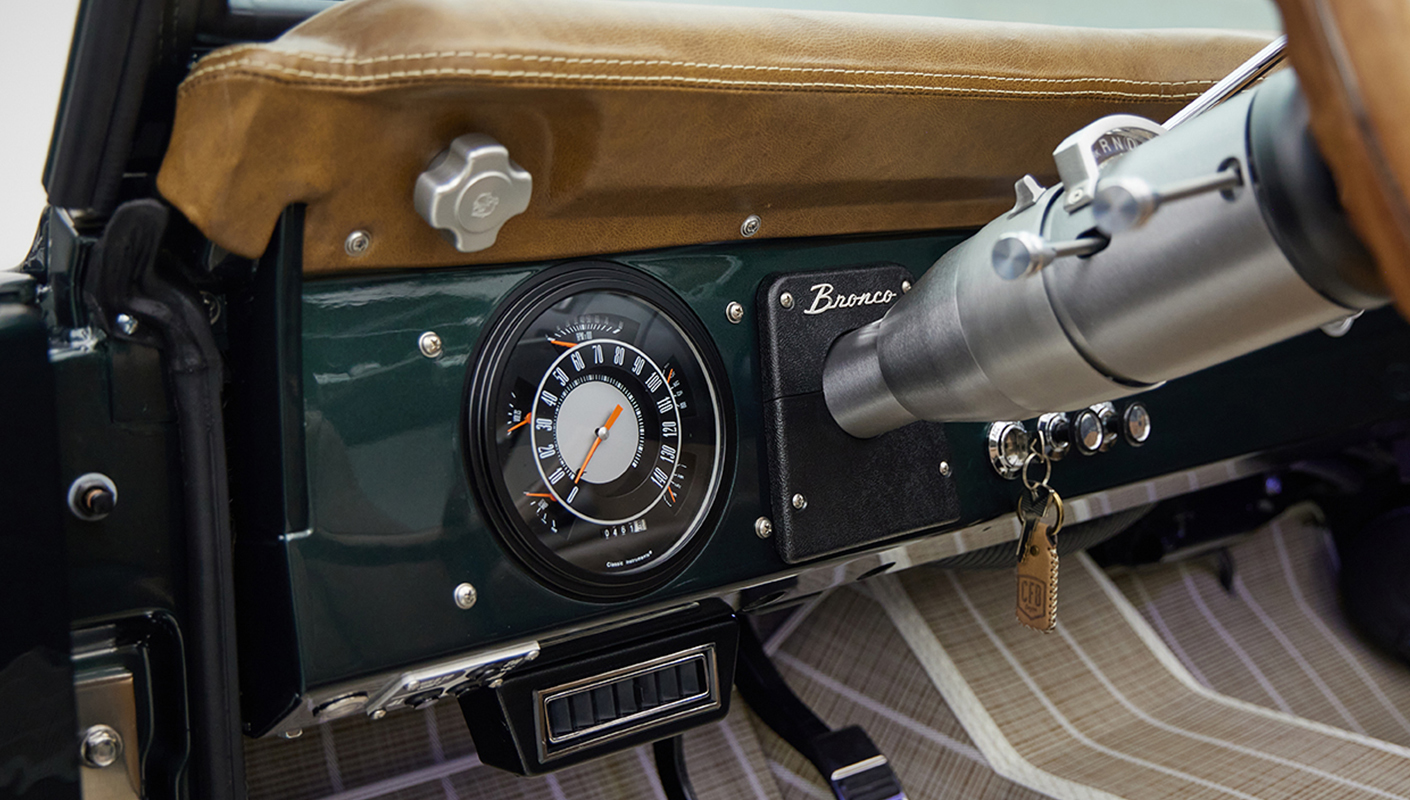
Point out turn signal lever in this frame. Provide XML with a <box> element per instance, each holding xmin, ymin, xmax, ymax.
<box><xmin>823</xmin><ymin>66</ymin><xmax>1390</xmax><ymax>438</ymax></box>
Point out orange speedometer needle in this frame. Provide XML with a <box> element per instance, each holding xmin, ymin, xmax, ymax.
<box><xmin>507</xmin><ymin>413</ymin><xmax>532</xmax><ymax>433</ymax></box>
<box><xmin>575</xmin><ymin>404</ymin><xmax>624</xmax><ymax>483</ymax></box>
<box><xmin>549</xmin><ymin>339</ymin><xmax>577</xmax><ymax>348</ymax></box>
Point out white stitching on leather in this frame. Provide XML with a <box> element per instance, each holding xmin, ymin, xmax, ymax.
<box><xmin>180</xmin><ymin>57</ymin><xmax>1207</xmax><ymax>99</ymax></box>
<box><xmin>189</xmin><ymin>46</ymin><xmax>1213</xmax><ymax>88</ymax></box>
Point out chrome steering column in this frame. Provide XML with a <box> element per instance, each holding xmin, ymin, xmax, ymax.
<box><xmin>824</xmin><ymin>68</ymin><xmax>1387</xmax><ymax>438</ymax></box>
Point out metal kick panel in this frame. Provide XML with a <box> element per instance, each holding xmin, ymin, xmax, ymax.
<box><xmin>75</xmin><ymin>668</ymin><xmax>141</xmax><ymax>800</ymax></box>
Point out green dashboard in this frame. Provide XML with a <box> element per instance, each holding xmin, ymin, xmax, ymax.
<box><xmin>188</xmin><ymin>210</ymin><xmax>1410</xmax><ymax>736</ymax></box>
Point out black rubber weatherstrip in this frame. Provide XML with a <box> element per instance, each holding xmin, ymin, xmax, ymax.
<box><xmin>83</xmin><ymin>199</ymin><xmax>247</xmax><ymax>800</ymax></box>
<box><xmin>44</xmin><ymin>0</ymin><xmax>163</xmax><ymax>213</ymax></box>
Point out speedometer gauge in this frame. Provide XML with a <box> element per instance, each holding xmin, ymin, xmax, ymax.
<box><xmin>466</xmin><ymin>263</ymin><xmax>730</xmax><ymax>600</ymax></box>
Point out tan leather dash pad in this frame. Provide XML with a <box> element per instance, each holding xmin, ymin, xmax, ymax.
<box><xmin>156</xmin><ymin>0</ymin><xmax>1272</xmax><ymax>275</ymax></box>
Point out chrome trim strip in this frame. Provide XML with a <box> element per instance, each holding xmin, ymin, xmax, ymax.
<box><xmin>832</xmin><ymin>755</ymin><xmax>890</xmax><ymax>781</ymax></box>
<box><xmin>365</xmin><ymin>640</ymin><xmax>541</xmax><ymax>714</ymax></box>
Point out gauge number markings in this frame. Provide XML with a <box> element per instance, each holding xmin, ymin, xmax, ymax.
<box><xmin>527</xmin><ymin>338</ymin><xmax>682</xmax><ymax>526</ymax></box>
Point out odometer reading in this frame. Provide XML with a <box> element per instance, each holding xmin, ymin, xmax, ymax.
<box><xmin>468</xmin><ymin>266</ymin><xmax>727</xmax><ymax>599</ymax></box>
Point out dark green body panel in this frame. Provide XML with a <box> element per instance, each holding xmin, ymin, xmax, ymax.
<box><xmin>290</xmin><ymin>234</ymin><xmax>965</xmax><ymax>685</ymax></box>
<box><xmin>0</xmin><ymin>304</ymin><xmax>81</xmax><ymax>800</ymax></box>
<box><xmin>54</xmin><ymin>342</ymin><xmax>186</xmax><ymax>624</ymax></box>
<box><xmin>278</xmin><ymin>229</ymin><xmax>1410</xmax><ymax>690</ymax></box>
<box><xmin>25</xmin><ymin>209</ymin><xmax>196</xmax><ymax>795</ymax></box>
<box><xmin>30</xmin><ymin>207</ymin><xmax>188</xmax><ymax>630</ymax></box>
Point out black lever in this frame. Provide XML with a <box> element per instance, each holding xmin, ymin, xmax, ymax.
<box><xmin>734</xmin><ymin>621</ymin><xmax>906</xmax><ymax>800</ymax></box>
<box><xmin>653</xmin><ymin>735</ymin><xmax>698</xmax><ymax>800</ymax></box>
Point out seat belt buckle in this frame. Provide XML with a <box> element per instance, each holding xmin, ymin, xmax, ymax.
<box><xmin>812</xmin><ymin>726</ymin><xmax>907</xmax><ymax>800</ymax></box>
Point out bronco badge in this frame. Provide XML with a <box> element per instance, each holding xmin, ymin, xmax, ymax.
<box><xmin>803</xmin><ymin>282</ymin><xmax>898</xmax><ymax>315</ymax></box>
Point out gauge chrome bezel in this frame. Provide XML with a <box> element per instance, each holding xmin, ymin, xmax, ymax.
<box><xmin>463</xmin><ymin>262</ymin><xmax>733</xmax><ymax>601</ymax></box>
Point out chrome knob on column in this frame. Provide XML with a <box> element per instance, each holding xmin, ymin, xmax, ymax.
<box><xmin>991</xmin><ymin>232</ymin><xmax>1105</xmax><ymax>280</ymax></box>
<box><xmin>1092</xmin><ymin>167</ymin><xmax>1243</xmax><ymax>235</ymax></box>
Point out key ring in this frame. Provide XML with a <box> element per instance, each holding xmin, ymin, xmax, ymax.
<box><xmin>1021</xmin><ymin>429</ymin><xmax>1051</xmax><ymax>491</ymax></box>
<box><xmin>1015</xmin><ymin>484</ymin><xmax>1064</xmax><ymax>529</ymax></box>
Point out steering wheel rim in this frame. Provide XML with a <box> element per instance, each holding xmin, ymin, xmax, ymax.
<box><xmin>1274</xmin><ymin>0</ymin><xmax>1410</xmax><ymax>316</ymax></box>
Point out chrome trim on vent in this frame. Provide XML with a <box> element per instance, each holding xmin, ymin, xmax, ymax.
<box><xmin>535</xmin><ymin>644</ymin><xmax>719</xmax><ymax>760</ymax></box>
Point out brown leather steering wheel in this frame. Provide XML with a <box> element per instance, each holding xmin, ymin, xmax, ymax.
<box><xmin>1275</xmin><ymin>0</ymin><xmax>1410</xmax><ymax>316</ymax></box>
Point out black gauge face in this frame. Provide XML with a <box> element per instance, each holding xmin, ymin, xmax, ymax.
<box><xmin>467</xmin><ymin>264</ymin><xmax>729</xmax><ymax>600</ymax></box>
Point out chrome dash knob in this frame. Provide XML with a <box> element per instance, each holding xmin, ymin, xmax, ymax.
<box><xmin>414</xmin><ymin>134</ymin><xmax>532</xmax><ymax>253</ymax></box>
<box><xmin>1036</xmin><ymin>412</ymin><xmax>1072</xmax><ymax>461</ymax></box>
<box><xmin>987</xmin><ymin>420</ymin><xmax>1030</xmax><ymax>479</ymax></box>
<box><xmin>1073</xmin><ymin>407</ymin><xmax>1104</xmax><ymax>456</ymax></box>
<box><xmin>1122</xmin><ymin>402</ymin><xmax>1152</xmax><ymax>446</ymax></box>
<box><xmin>1092</xmin><ymin>402</ymin><xmax>1120</xmax><ymax>453</ymax></box>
